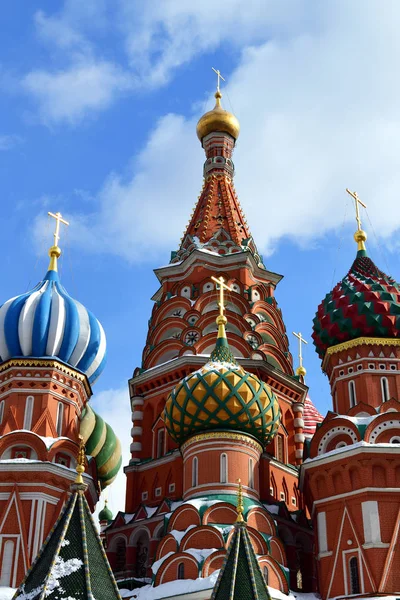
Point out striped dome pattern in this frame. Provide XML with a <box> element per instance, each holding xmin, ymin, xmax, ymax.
<box><xmin>313</xmin><ymin>250</ymin><xmax>400</xmax><ymax>359</ymax></box>
<box><xmin>80</xmin><ymin>404</ymin><xmax>122</xmax><ymax>489</ymax></box>
<box><xmin>0</xmin><ymin>269</ymin><xmax>106</xmax><ymax>384</ymax></box>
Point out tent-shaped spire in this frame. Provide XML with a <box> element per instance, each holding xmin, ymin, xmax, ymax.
<box><xmin>211</xmin><ymin>481</ymin><xmax>271</xmax><ymax>600</ymax></box>
<box><xmin>13</xmin><ymin>439</ymin><xmax>121</xmax><ymax>600</ymax></box>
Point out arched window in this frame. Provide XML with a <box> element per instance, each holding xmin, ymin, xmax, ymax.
<box><xmin>115</xmin><ymin>538</ymin><xmax>126</xmax><ymax>573</ymax></box>
<box><xmin>348</xmin><ymin>381</ymin><xmax>356</xmax><ymax>408</ymax></box>
<box><xmin>0</xmin><ymin>400</ymin><xmax>4</xmax><ymax>425</ymax></box>
<box><xmin>349</xmin><ymin>556</ymin><xmax>360</xmax><ymax>594</ymax></box>
<box><xmin>0</xmin><ymin>540</ymin><xmax>14</xmax><ymax>586</ymax></box>
<box><xmin>381</xmin><ymin>377</ymin><xmax>389</xmax><ymax>402</ymax></box>
<box><xmin>56</xmin><ymin>402</ymin><xmax>64</xmax><ymax>436</ymax></box>
<box><xmin>157</xmin><ymin>428</ymin><xmax>165</xmax><ymax>459</ymax></box>
<box><xmin>177</xmin><ymin>562</ymin><xmax>185</xmax><ymax>580</ymax></box>
<box><xmin>220</xmin><ymin>453</ymin><xmax>228</xmax><ymax>483</ymax></box>
<box><xmin>296</xmin><ymin>569</ymin><xmax>303</xmax><ymax>590</ymax></box>
<box><xmin>23</xmin><ymin>396</ymin><xmax>34</xmax><ymax>430</ymax></box>
<box><xmin>249</xmin><ymin>458</ymin><xmax>254</xmax><ymax>488</ymax></box>
<box><xmin>192</xmin><ymin>457</ymin><xmax>198</xmax><ymax>488</ymax></box>
<box><xmin>263</xmin><ymin>566</ymin><xmax>269</xmax><ymax>585</ymax></box>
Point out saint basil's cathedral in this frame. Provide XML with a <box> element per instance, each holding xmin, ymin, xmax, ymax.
<box><xmin>0</xmin><ymin>77</ymin><xmax>400</xmax><ymax>600</ymax></box>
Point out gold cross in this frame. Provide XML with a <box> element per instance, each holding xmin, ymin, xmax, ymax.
<box><xmin>292</xmin><ymin>331</ymin><xmax>308</xmax><ymax>370</ymax></box>
<box><xmin>211</xmin><ymin>275</ymin><xmax>232</xmax><ymax>318</ymax></box>
<box><xmin>212</xmin><ymin>67</ymin><xmax>225</xmax><ymax>92</ymax></box>
<box><xmin>48</xmin><ymin>211</ymin><xmax>69</xmax><ymax>247</ymax></box>
<box><xmin>346</xmin><ymin>188</ymin><xmax>367</xmax><ymax>231</ymax></box>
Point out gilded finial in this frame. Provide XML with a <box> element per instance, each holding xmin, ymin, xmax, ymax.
<box><xmin>211</xmin><ymin>275</ymin><xmax>233</xmax><ymax>339</ymax></box>
<box><xmin>346</xmin><ymin>189</ymin><xmax>367</xmax><ymax>252</ymax></box>
<box><xmin>292</xmin><ymin>331</ymin><xmax>308</xmax><ymax>379</ymax></box>
<box><xmin>47</xmin><ymin>211</ymin><xmax>69</xmax><ymax>272</ymax></box>
<box><xmin>236</xmin><ymin>478</ymin><xmax>244</xmax><ymax>523</ymax></box>
<box><xmin>75</xmin><ymin>435</ymin><xmax>86</xmax><ymax>485</ymax></box>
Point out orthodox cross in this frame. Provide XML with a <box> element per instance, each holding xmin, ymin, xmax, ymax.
<box><xmin>212</xmin><ymin>67</ymin><xmax>225</xmax><ymax>92</ymax></box>
<box><xmin>292</xmin><ymin>331</ymin><xmax>308</xmax><ymax>371</ymax></box>
<box><xmin>48</xmin><ymin>211</ymin><xmax>69</xmax><ymax>247</ymax></box>
<box><xmin>346</xmin><ymin>188</ymin><xmax>367</xmax><ymax>231</ymax></box>
<box><xmin>211</xmin><ymin>275</ymin><xmax>232</xmax><ymax>317</ymax></box>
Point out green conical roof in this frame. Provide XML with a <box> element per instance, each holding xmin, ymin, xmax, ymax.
<box><xmin>211</xmin><ymin>521</ymin><xmax>271</xmax><ymax>600</ymax></box>
<box><xmin>13</xmin><ymin>487</ymin><xmax>121</xmax><ymax>600</ymax></box>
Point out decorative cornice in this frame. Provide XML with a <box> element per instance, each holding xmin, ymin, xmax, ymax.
<box><xmin>181</xmin><ymin>430</ymin><xmax>263</xmax><ymax>454</ymax></box>
<box><xmin>0</xmin><ymin>358</ymin><xmax>92</xmax><ymax>396</ymax></box>
<box><xmin>323</xmin><ymin>337</ymin><xmax>400</xmax><ymax>369</ymax></box>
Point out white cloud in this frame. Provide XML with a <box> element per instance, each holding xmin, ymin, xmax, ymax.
<box><xmin>22</xmin><ymin>60</ymin><xmax>133</xmax><ymax>126</ymax></box>
<box><xmin>30</xmin><ymin>3</ymin><xmax>400</xmax><ymax>257</ymax></box>
<box><xmin>91</xmin><ymin>385</ymin><xmax>131</xmax><ymax>516</ymax></box>
<box><xmin>0</xmin><ymin>134</ymin><xmax>23</xmax><ymax>151</ymax></box>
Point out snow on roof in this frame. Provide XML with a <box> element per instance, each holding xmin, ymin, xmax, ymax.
<box><xmin>169</xmin><ymin>524</ymin><xmax>196</xmax><ymax>544</ymax></box>
<box><xmin>1</xmin><ymin>430</ymin><xmax>71</xmax><ymax>449</ymax></box>
<box><xmin>339</xmin><ymin>414</ymin><xmax>376</xmax><ymax>425</ymax></box>
<box><xmin>0</xmin><ymin>588</ymin><xmax>15</xmax><ymax>600</ymax></box>
<box><xmin>120</xmin><ymin>571</ymin><xmax>220</xmax><ymax>599</ymax></box>
<box><xmin>304</xmin><ymin>440</ymin><xmax>400</xmax><ymax>464</ymax></box>
<box><xmin>184</xmin><ymin>547</ymin><xmax>218</xmax><ymax>563</ymax></box>
<box><xmin>151</xmin><ymin>551</ymin><xmax>174</xmax><ymax>575</ymax></box>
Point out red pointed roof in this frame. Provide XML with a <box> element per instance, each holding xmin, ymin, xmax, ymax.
<box><xmin>303</xmin><ymin>395</ymin><xmax>324</xmax><ymax>438</ymax></box>
<box><xmin>171</xmin><ymin>95</ymin><xmax>264</xmax><ymax>267</ymax></box>
<box><xmin>184</xmin><ymin>173</ymin><xmax>251</xmax><ymax>246</ymax></box>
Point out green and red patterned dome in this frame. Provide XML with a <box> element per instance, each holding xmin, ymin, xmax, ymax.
<box><xmin>163</xmin><ymin>316</ymin><xmax>280</xmax><ymax>446</ymax></box>
<box><xmin>313</xmin><ymin>247</ymin><xmax>400</xmax><ymax>359</ymax></box>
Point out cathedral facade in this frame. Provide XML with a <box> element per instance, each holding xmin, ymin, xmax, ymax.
<box><xmin>1</xmin><ymin>80</ymin><xmax>399</xmax><ymax>600</ymax></box>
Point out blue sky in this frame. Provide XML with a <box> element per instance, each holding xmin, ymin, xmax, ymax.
<box><xmin>2</xmin><ymin>1</ymin><xmax>400</xmax><ymax>512</ymax></box>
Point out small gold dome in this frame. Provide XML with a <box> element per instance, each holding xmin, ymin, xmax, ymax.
<box><xmin>354</xmin><ymin>229</ymin><xmax>367</xmax><ymax>244</ymax></box>
<box><xmin>196</xmin><ymin>91</ymin><xmax>240</xmax><ymax>142</ymax></box>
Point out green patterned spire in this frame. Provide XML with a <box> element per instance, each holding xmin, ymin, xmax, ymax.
<box><xmin>13</xmin><ymin>483</ymin><xmax>121</xmax><ymax>600</ymax></box>
<box><xmin>211</xmin><ymin>521</ymin><xmax>271</xmax><ymax>600</ymax></box>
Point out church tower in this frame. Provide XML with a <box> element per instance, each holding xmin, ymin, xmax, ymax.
<box><xmin>302</xmin><ymin>191</ymin><xmax>400</xmax><ymax>598</ymax></box>
<box><xmin>105</xmin><ymin>76</ymin><xmax>318</xmax><ymax>596</ymax></box>
<box><xmin>0</xmin><ymin>213</ymin><xmax>121</xmax><ymax>588</ymax></box>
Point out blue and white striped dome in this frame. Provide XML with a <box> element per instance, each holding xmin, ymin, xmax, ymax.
<box><xmin>0</xmin><ymin>268</ymin><xmax>106</xmax><ymax>384</ymax></box>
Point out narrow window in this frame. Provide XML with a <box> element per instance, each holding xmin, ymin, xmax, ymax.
<box><xmin>0</xmin><ymin>400</ymin><xmax>4</xmax><ymax>425</ymax></box>
<box><xmin>56</xmin><ymin>402</ymin><xmax>64</xmax><ymax>436</ymax></box>
<box><xmin>249</xmin><ymin>458</ymin><xmax>254</xmax><ymax>488</ymax></box>
<box><xmin>192</xmin><ymin>456</ymin><xmax>198</xmax><ymax>488</ymax></box>
<box><xmin>296</xmin><ymin>569</ymin><xmax>303</xmax><ymax>590</ymax></box>
<box><xmin>348</xmin><ymin>381</ymin><xmax>356</xmax><ymax>408</ymax></box>
<box><xmin>157</xmin><ymin>428</ymin><xmax>165</xmax><ymax>459</ymax></box>
<box><xmin>0</xmin><ymin>540</ymin><xmax>14</xmax><ymax>586</ymax></box>
<box><xmin>220</xmin><ymin>453</ymin><xmax>228</xmax><ymax>483</ymax></box>
<box><xmin>263</xmin><ymin>566</ymin><xmax>269</xmax><ymax>585</ymax></box>
<box><xmin>276</xmin><ymin>435</ymin><xmax>284</xmax><ymax>463</ymax></box>
<box><xmin>350</xmin><ymin>556</ymin><xmax>360</xmax><ymax>594</ymax></box>
<box><xmin>381</xmin><ymin>377</ymin><xmax>389</xmax><ymax>402</ymax></box>
<box><xmin>177</xmin><ymin>562</ymin><xmax>185</xmax><ymax>580</ymax></box>
<box><xmin>23</xmin><ymin>396</ymin><xmax>34</xmax><ymax>430</ymax></box>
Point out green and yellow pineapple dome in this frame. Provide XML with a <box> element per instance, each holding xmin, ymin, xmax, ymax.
<box><xmin>163</xmin><ymin>315</ymin><xmax>280</xmax><ymax>446</ymax></box>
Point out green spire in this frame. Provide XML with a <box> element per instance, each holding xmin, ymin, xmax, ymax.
<box><xmin>211</xmin><ymin>520</ymin><xmax>271</xmax><ymax>600</ymax></box>
<box><xmin>13</xmin><ymin>487</ymin><xmax>121</xmax><ymax>600</ymax></box>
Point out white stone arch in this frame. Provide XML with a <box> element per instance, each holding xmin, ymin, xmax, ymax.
<box><xmin>108</xmin><ymin>533</ymin><xmax>128</xmax><ymax>552</ymax></box>
<box><xmin>318</xmin><ymin>426</ymin><xmax>358</xmax><ymax>455</ymax></box>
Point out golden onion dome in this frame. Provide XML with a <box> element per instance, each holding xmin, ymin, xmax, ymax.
<box><xmin>196</xmin><ymin>90</ymin><xmax>240</xmax><ymax>142</ymax></box>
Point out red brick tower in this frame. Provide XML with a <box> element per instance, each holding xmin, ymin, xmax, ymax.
<box><xmin>105</xmin><ymin>83</ymin><xmax>316</xmax><ymax>596</ymax></box>
<box><xmin>303</xmin><ymin>194</ymin><xmax>400</xmax><ymax>598</ymax></box>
